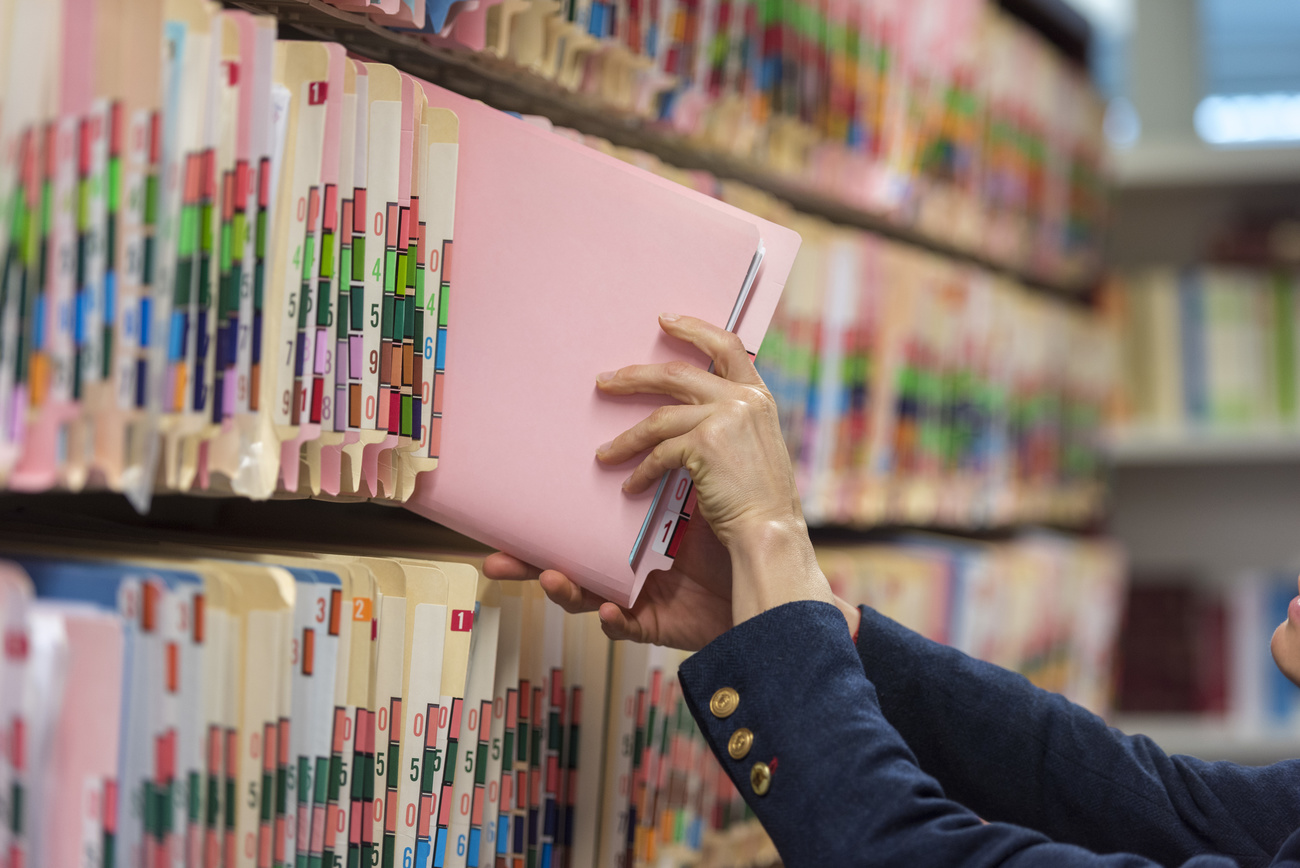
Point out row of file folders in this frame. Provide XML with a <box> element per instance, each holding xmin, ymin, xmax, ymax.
<box><xmin>0</xmin><ymin>536</ymin><xmax>781</xmax><ymax>868</ymax></box>
<box><xmin>0</xmin><ymin>0</ymin><xmax>463</xmax><ymax>510</ymax></box>
<box><xmin>756</xmin><ymin>213</ymin><xmax>1118</xmax><ymax>531</ymax></box>
<box><xmin>341</xmin><ymin>0</ymin><xmax>1108</xmax><ymax>287</ymax></box>
<box><xmin>0</xmin><ymin>523</ymin><xmax>1126</xmax><ymax>868</ymax></box>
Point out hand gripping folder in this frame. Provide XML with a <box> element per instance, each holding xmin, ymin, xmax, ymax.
<box><xmin>405</xmin><ymin>81</ymin><xmax>801</xmax><ymax>608</ymax></box>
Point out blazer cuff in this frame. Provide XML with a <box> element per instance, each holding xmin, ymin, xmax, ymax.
<box><xmin>677</xmin><ymin>601</ymin><xmax>869</xmax><ymax>824</ymax></box>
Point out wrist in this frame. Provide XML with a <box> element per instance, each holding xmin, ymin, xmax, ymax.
<box><xmin>726</xmin><ymin>517</ymin><xmax>831</xmax><ymax>624</ymax></box>
<box><xmin>834</xmin><ymin>595</ymin><xmax>862</xmax><ymax>643</ymax></box>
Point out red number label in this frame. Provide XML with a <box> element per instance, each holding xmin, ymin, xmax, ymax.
<box><xmin>315</xmin><ymin>597</ymin><xmax>326</xmax><ymax>624</ymax></box>
<box><xmin>365</xmin><ymin>395</ymin><xmax>376</xmax><ymax>420</ymax></box>
<box><xmin>373</xmin><ymin>212</ymin><xmax>383</xmax><ymax>237</ymax></box>
<box><xmin>450</xmin><ymin>610</ymin><xmax>473</xmax><ymax>632</ymax></box>
<box><xmin>467</xmin><ymin>708</ymin><xmax>477</xmax><ymax>732</ymax></box>
<box><xmin>413</xmin><ymin>713</ymin><xmax>424</xmax><ymax>739</ymax></box>
<box><xmin>297</xmin><ymin>197</ymin><xmax>306</xmax><ymax>222</ymax></box>
<box><xmin>308</xmin><ymin>81</ymin><xmax>329</xmax><ymax>105</ymax></box>
<box><xmin>405</xmin><ymin>803</ymin><xmax>417</xmax><ymax>828</ymax></box>
<box><xmin>377</xmin><ymin>706</ymin><xmax>388</xmax><ymax>732</ymax></box>
<box><xmin>660</xmin><ymin>520</ymin><xmax>672</xmax><ymax>543</ymax></box>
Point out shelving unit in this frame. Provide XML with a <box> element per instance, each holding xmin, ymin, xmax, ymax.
<box><xmin>230</xmin><ymin>0</ymin><xmax>1100</xmax><ymax>297</ymax></box>
<box><xmin>0</xmin><ymin>2</ymin><xmax>1167</xmax><ymax>864</ymax></box>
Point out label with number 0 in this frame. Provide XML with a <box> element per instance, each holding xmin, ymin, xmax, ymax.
<box><xmin>648</xmin><ymin>468</ymin><xmax>694</xmax><ymax>558</ymax></box>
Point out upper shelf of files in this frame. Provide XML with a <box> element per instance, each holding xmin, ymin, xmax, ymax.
<box><xmin>231</xmin><ymin>0</ymin><xmax>1106</xmax><ymax>297</ymax></box>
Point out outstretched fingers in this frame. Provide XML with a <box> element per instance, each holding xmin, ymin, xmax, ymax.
<box><xmin>596</xmin><ymin>359</ymin><xmax>730</xmax><ymax>405</ymax></box>
<box><xmin>597</xmin><ymin>602</ymin><xmax>648</xmax><ymax>643</ymax></box>
<box><xmin>482</xmin><ymin>556</ymin><xmax>606</xmax><ymax>616</ymax></box>
<box><xmin>657</xmin><ymin>313</ymin><xmax>763</xmax><ymax>386</ymax></box>
<box><xmin>482</xmin><ymin>552</ymin><xmax>543</xmax><ymax>582</ymax></box>
<box><xmin>596</xmin><ymin>403</ymin><xmax>710</xmax><ymax>466</ymax></box>
<box><xmin>538</xmin><ymin>570</ymin><xmax>607</xmax><ymax>615</ymax></box>
<box><xmin>621</xmin><ymin>435</ymin><xmax>692</xmax><ymax>495</ymax></box>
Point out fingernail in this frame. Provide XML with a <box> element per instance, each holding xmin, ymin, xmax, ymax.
<box><xmin>660</xmin><ymin>312</ymin><xmax>680</xmax><ymax>322</ymax></box>
<box><xmin>621</xmin><ymin>474</ymin><xmax>635</xmax><ymax>491</ymax></box>
<box><xmin>597</xmin><ymin>370</ymin><xmax>615</xmax><ymax>382</ymax></box>
<box><xmin>596</xmin><ymin>440</ymin><xmax>613</xmax><ymax>454</ymax></box>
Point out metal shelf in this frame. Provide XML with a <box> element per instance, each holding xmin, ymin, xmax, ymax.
<box><xmin>1109</xmin><ymin>715</ymin><xmax>1300</xmax><ymax>766</ymax></box>
<box><xmin>0</xmin><ymin>491</ymin><xmax>493</xmax><ymax>556</ymax></box>
<box><xmin>230</xmin><ymin>0</ymin><xmax>1101</xmax><ymax>297</ymax></box>
<box><xmin>0</xmin><ymin>490</ymin><xmax>1100</xmax><ymax>548</ymax></box>
<box><xmin>1105</xmin><ymin>429</ymin><xmax>1300</xmax><ymax>466</ymax></box>
<box><xmin>1112</xmin><ymin>140</ymin><xmax>1300</xmax><ymax>189</ymax></box>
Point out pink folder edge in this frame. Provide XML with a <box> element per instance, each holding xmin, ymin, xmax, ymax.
<box><xmin>404</xmin><ymin>81</ymin><xmax>801</xmax><ymax>608</ymax></box>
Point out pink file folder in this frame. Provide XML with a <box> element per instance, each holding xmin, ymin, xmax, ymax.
<box><xmin>405</xmin><ymin>81</ymin><xmax>800</xmax><ymax>607</ymax></box>
<box><xmin>43</xmin><ymin>606</ymin><xmax>124</xmax><ymax>868</ymax></box>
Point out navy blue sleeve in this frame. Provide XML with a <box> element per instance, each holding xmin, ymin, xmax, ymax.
<box><xmin>855</xmin><ymin>606</ymin><xmax>1300</xmax><ymax>868</ymax></box>
<box><xmin>677</xmin><ymin>601</ymin><xmax>1300</xmax><ymax>868</ymax></box>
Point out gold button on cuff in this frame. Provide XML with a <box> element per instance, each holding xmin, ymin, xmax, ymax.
<box><xmin>750</xmin><ymin>761</ymin><xmax>771</xmax><ymax>796</ymax></box>
<box><xmin>728</xmin><ymin>728</ymin><xmax>753</xmax><ymax>760</ymax></box>
<box><xmin>709</xmin><ymin>687</ymin><xmax>739</xmax><ymax>719</ymax></box>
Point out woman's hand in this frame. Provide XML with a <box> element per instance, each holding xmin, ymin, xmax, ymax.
<box><xmin>596</xmin><ymin>313</ymin><xmax>802</xmax><ymax>553</ymax></box>
<box><xmin>483</xmin><ymin>313</ymin><xmax>860</xmax><ymax>648</ymax></box>
<box><xmin>595</xmin><ymin>313</ymin><xmax>834</xmax><ymax>626</ymax></box>
<box><xmin>484</xmin><ymin>516</ymin><xmax>734</xmax><ymax>651</ymax></box>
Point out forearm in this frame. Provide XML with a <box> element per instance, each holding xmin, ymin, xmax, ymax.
<box><xmin>678</xmin><ymin>602</ymin><xmax>1245</xmax><ymax>868</ymax></box>
<box><xmin>725</xmin><ymin>518</ymin><xmax>860</xmax><ymax>639</ymax></box>
<box><xmin>856</xmin><ymin>606</ymin><xmax>1300</xmax><ymax>866</ymax></box>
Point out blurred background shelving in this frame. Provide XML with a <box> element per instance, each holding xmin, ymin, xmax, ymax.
<box><xmin>1097</xmin><ymin>0</ymin><xmax>1300</xmax><ymax>763</ymax></box>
